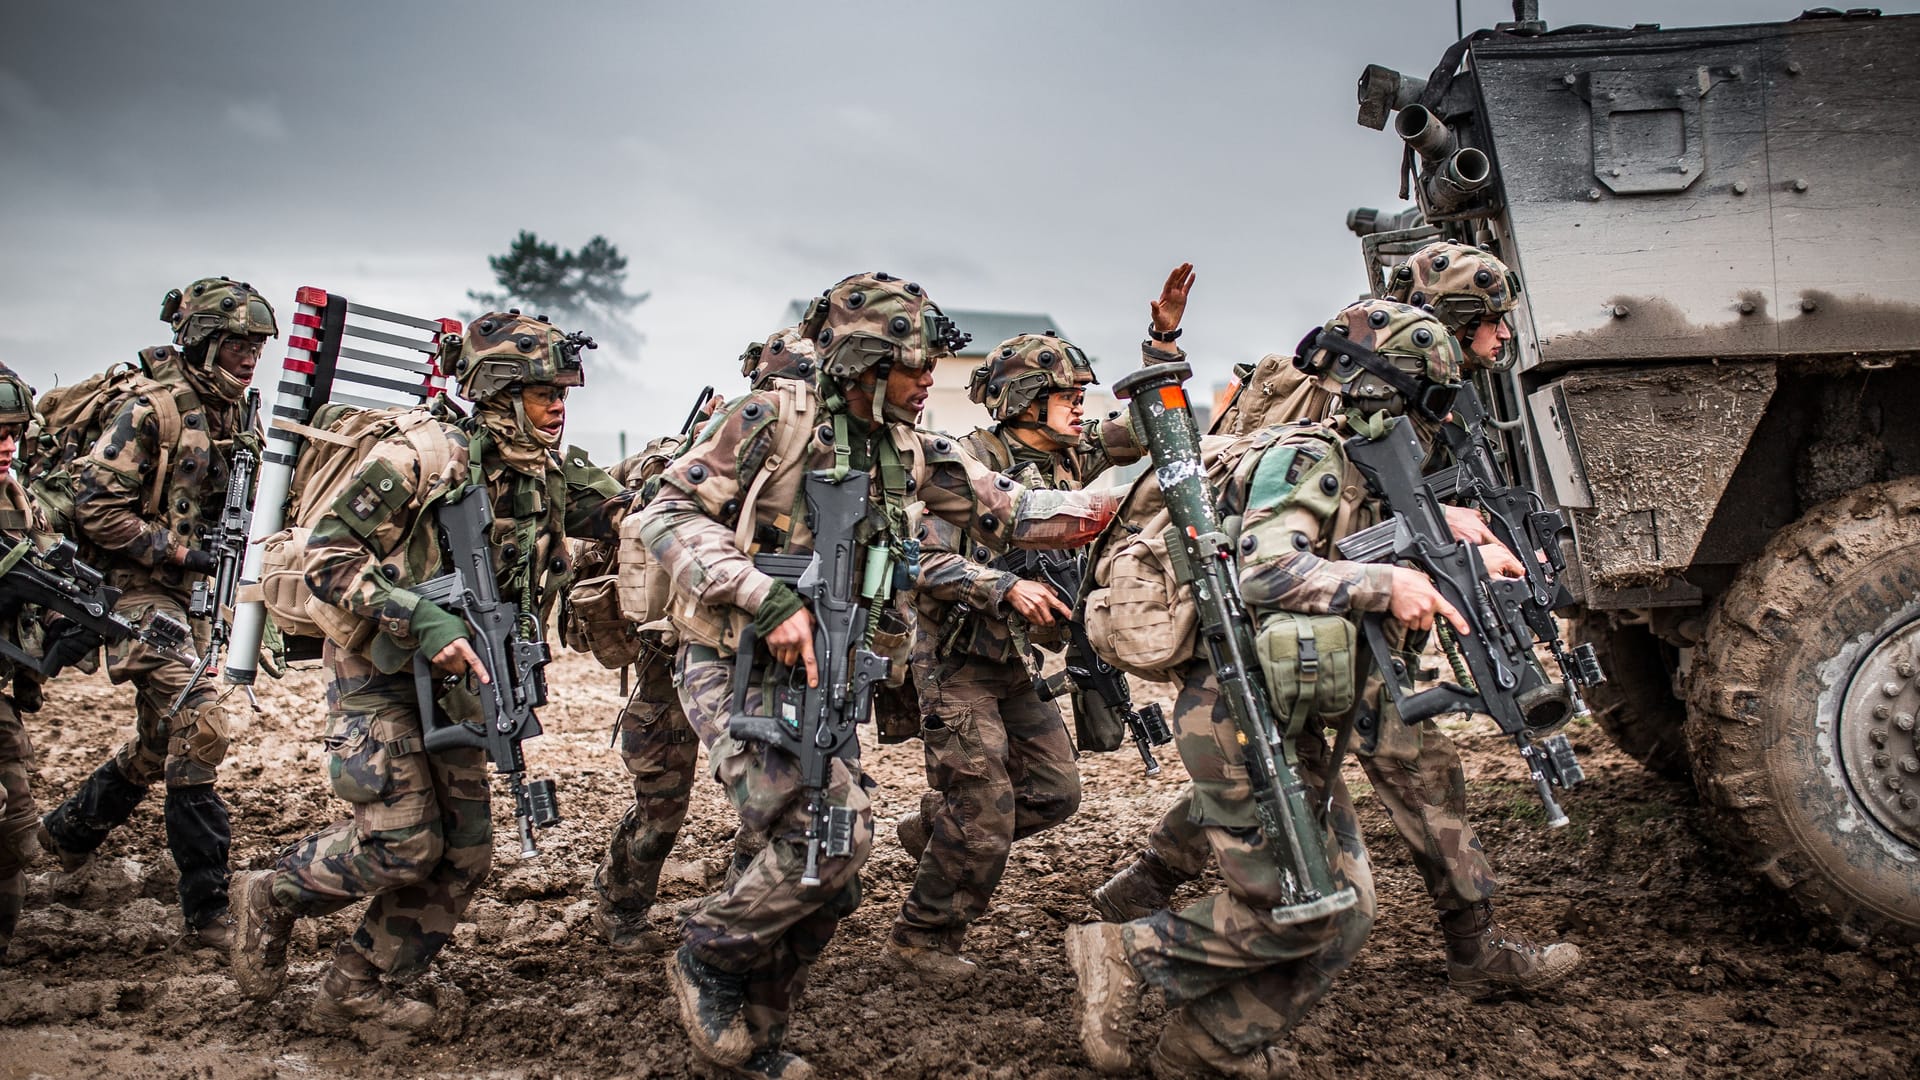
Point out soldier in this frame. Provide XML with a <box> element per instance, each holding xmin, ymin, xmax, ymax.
<box><xmin>0</xmin><ymin>367</ymin><xmax>52</xmax><ymax>960</ymax></box>
<box><xmin>1069</xmin><ymin>299</ymin><xmax>1516</xmax><ymax>1076</ymax></box>
<box><xmin>37</xmin><ymin>278</ymin><xmax>274</xmax><ymax>948</ymax></box>
<box><xmin>639</xmin><ymin>272</ymin><xmax>1116</xmax><ymax>1078</ymax></box>
<box><xmin>887</xmin><ymin>269</ymin><xmax>1193</xmax><ymax>983</ymax></box>
<box><xmin>1095</xmin><ymin>242</ymin><xmax>1580</xmax><ymax>1000</ymax></box>
<box><xmin>593</xmin><ymin>327</ymin><xmax>819</xmax><ymax>953</ymax></box>
<box><xmin>226</xmin><ymin>311</ymin><xmax>634</xmax><ymax>1036</ymax></box>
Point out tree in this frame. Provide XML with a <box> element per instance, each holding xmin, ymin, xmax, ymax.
<box><xmin>468</xmin><ymin>231</ymin><xmax>650</xmax><ymax>359</ymax></box>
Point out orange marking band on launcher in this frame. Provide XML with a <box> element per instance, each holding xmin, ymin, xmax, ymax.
<box><xmin>1159</xmin><ymin>386</ymin><xmax>1187</xmax><ymax>410</ymax></box>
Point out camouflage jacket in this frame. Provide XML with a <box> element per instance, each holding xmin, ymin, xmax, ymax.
<box><xmin>1232</xmin><ymin>421</ymin><xmax>1394</xmax><ymax>618</ymax></box>
<box><xmin>0</xmin><ymin>473</ymin><xmax>52</xmax><ymax>689</ymax></box>
<box><xmin>637</xmin><ymin>376</ymin><xmax>1116</xmax><ymax>658</ymax></box>
<box><xmin>304</xmin><ymin>417</ymin><xmax>632</xmax><ymax>674</ymax></box>
<box><xmin>70</xmin><ymin>358</ymin><xmax>251</xmax><ymax>598</ymax></box>
<box><xmin>912</xmin><ymin>412</ymin><xmax>1144</xmax><ymax>667</ymax></box>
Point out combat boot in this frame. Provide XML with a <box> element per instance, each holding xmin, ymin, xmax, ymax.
<box><xmin>1439</xmin><ymin>900</ymin><xmax>1582</xmax><ymax>998</ymax></box>
<box><xmin>885</xmin><ymin>927</ymin><xmax>977</xmax><ymax>986</ymax></box>
<box><xmin>229</xmin><ymin>869</ymin><xmax>297</xmax><ymax>1001</ymax></box>
<box><xmin>188</xmin><ymin>911</ymin><xmax>234</xmax><ymax>950</ymax></box>
<box><xmin>1065</xmin><ymin>922</ymin><xmax>1141</xmax><ymax>1075</ymax></box>
<box><xmin>594</xmin><ymin>899</ymin><xmax>673</xmax><ymax>954</ymax></box>
<box><xmin>308</xmin><ymin>947</ymin><xmax>436</xmax><ymax>1035</ymax></box>
<box><xmin>36</xmin><ymin>822</ymin><xmax>90</xmax><ymax>874</ymax></box>
<box><xmin>1150</xmin><ymin>1009</ymin><xmax>1297</xmax><ymax>1080</ymax></box>
<box><xmin>668</xmin><ymin>943</ymin><xmax>754</xmax><ymax>1066</ymax></box>
<box><xmin>700</xmin><ymin>1049</ymin><xmax>815</xmax><ymax>1080</ymax></box>
<box><xmin>1091</xmin><ymin>850</ymin><xmax>1189</xmax><ymax>923</ymax></box>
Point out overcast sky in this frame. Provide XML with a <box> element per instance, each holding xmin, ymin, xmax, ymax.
<box><xmin>2</xmin><ymin>0</ymin><xmax>1896</xmax><ymax>462</ymax></box>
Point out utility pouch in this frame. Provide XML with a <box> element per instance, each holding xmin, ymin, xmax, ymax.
<box><xmin>1254</xmin><ymin>612</ymin><xmax>1358</xmax><ymax>737</ymax></box>
<box><xmin>1070</xmin><ymin>683</ymin><xmax>1127</xmax><ymax>754</ymax></box>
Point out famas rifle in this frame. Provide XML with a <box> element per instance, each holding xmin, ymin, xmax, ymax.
<box><xmin>0</xmin><ymin>536</ymin><xmax>191</xmax><ymax>677</ymax></box>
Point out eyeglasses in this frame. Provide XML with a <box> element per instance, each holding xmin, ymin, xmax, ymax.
<box><xmin>1048</xmin><ymin>389</ymin><xmax>1087</xmax><ymax>408</ymax></box>
<box><xmin>0</xmin><ymin>423</ymin><xmax>23</xmax><ymax>444</ymax></box>
<box><xmin>220</xmin><ymin>338</ymin><xmax>266</xmax><ymax>358</ymax></box>
<box><xmin>522</xmin><ymin>385</ymin><xmax>569</xmax><ymax>407</ymax></box>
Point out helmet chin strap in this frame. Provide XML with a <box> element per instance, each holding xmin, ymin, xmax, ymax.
<box><xmin>1294</xmin><ymin>327</ymin><xmax>1454</xmax><ymax>423</ymax></box>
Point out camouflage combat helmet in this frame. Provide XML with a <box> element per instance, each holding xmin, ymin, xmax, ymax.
<box><xmin>161</xmin><ymin>277</ymin><xmax>279</xmax><ymax>354</ymax></box>
<box><xmin>439</xmin><ymin>310</ymin><xmax>591</xmax><ymax>402</ymax></box>
<box><xmin>800</xmin><ymin>272</ymin><xmax>969</xmax><ymax>381</ymax></box>
<box><xmin>740</xmin><ymin>324</ymin><xmax>819</xmax><ymax>388</ymax></box>
<box><xmin>1384</xmin><ymin>241</ymin><xmax>1520</xmax><ymax>334</ymax></box>
<box><xmin>0</xmin><ymin>367</ymin><xmax>34</xmax><ymax>428</ymax></box>
<box><xmin>966</xmin><ymin>332</ymin><xmax>1096</xmax><ymax>421</ymax></box>
<box><xmin>1294</xmin><ymin>299</ymin><xmax>1462</xmax><ymax>421</ymax></box>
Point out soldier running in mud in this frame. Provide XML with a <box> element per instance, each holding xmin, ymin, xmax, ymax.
<box><xmin>1093</xmin><ymin>242</ymin><xmax>1581</xmax><ymax>999</ymax></box>
<box><xmin>1069</xmin><ymin>297</ymin><xmax>1520</xmax><ymax>1076</ymax></box>
<box><xmin>0</xmin><ymin>366</ymin><xmax>53</xmax><ymax>961</ymax></box>
<box><xmin>38</xmin><ymin>278</ymin><xmax>275</xmax><ymax>949</ymax></box>
<box><xmin>227</xmin><ymin>311</ymin><xmax>635</xmax><ymax>1037</ymax></box>
<box><xmin>885</xmin><ymin>270</ymin><xmax>1196</xmax><ymax>984</ymax></box>
<box><xmin>637</xmin><ymin>271</ymin><xmax>1117</xmax><ymax>1078</ymax></box>
<box><xmin>591</xmin><ymin>325</ymin><xmax>820</xmax><ymax>953</ymax></box>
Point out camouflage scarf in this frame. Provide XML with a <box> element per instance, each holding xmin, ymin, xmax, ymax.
<box><xmin>476</xmin><ymin>393</ymin><xmax>554</xmax><ymax>476</ymax></box>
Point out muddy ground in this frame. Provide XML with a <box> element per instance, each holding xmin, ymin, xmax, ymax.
<box><xmin>2</xmin><ymin>648</ymin><xmax>1917</xmax><ymax>1079</ymax></box>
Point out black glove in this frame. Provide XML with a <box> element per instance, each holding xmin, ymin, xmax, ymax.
<box><xmin>42</xmin><ymin>624</ymin><xmax>99</xmax><ymax>676</ymax></box>
<box><xmin>180</xmin><ymin>548</ymin><xmax>217</xmax><ymax>574</ymax></box>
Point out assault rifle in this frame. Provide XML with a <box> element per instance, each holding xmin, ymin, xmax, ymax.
<box><xmin>1425</xmin><ymin>384</ymin><xmax>1604</xmax><ymax>714</ymax></box>
<box><xmin>1114</xmin><ymin>361</ymin><xmax>1357</xmax><ymax>922</ymax></box>
<box><xmin>996</xmin><ymin>548</ymin><xmax>1173</xmax><ymax>776</ymax></box>
<box><xmin>0</xmin><ymin>536</ymin><xmax>191</xmax><ymax>677</ymax></box>
<box><xmin>412</xmin><ymin>483</ymin><xmax>561</xmax><ymax>859</ymax></box>
<box><xmin>730</xmin><ymin>469</ymin><xmax>891</xmax><ymax>887</ymax></box>
<box><xmin>1339</xmin><ymin>415</ymin><xmax>1585</xmax><ymax>828</ymax></box>
<box><xmin>172</xmin><ymin>389</ymin><xmax>260</xmax><ymax>715</ymax></box>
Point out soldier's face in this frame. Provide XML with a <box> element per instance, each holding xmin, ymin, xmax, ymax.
<box><xmin>1467</xmin><ymin>315</ymin><xmax>1511</xmax><ymax>364</ymax></box>
<box><xmin>216</xmin><ymin>335</ymin><xmax>265</xmax><ymax>382</ymax></box>
<box><xmin>0</xmin><ymin>425</ymin><xmax>17</xmax><ymax>473</ymax></box>
<box><xmin>1031</xmin><ymin>388</ymin><xmax>1087</xmax><ymax>444</ymax></box>
<box><xmin>521</xmin><ymin>384</ymin><xmax>567</xmax><ymax>438</ymax></box>
<box><xmin>884</xmin><ymin>364</ymin><xmax>935</xmax><ymax>418</ymax></box>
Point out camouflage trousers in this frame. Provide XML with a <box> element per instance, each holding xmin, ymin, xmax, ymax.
<box><xmin>1119</xmin><ymin>661</ymin><xmax>1376</xmax><ymax>1055</ymax></box>
<box><xmin>269</xmin><ymin>644</ymin><xmax>492</xmax><ymax>978</ymax></box>
<box><xmin>594</xmin><ymin>650</ymin><xmax>701</xmax><ymax>914</ymax></box>
<box><xmin>105</xmin><ymin>587</ymin><xmax>226</xmax><ymax>789</ymax></box>
<box><xmin>0</xmin><ymin>694</ymin><xmax>36</xmax><ymax>940</ymax></box>
<box><xmin>676</xmin><ymin>645</ymin><xmax>875</xmax><ymax>1053</ymax></box>
<box><xmin>895</xmin><ymin>650</ymin><xmax>1080</xmax><ymax>946</ymax></box>
<box><xmin>1135</xmin><ymin>716</ymin><xmax>1494</xmax><ymax>911</ymax></box>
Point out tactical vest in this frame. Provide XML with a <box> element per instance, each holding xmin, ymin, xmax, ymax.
<box><xmin>106</xmin><ymin>364</ymin><xmax>237</xmax><ymax>594</ymax></box>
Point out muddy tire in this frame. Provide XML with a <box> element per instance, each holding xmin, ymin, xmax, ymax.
<box><xmin>1570</xmin><ymin>612</ymin><xmax>1689</xmax><ymax>780</ymax></box>
<box><xmin>1686</xmin><ymin>479</ymin><xmax>1920</xmax><ymax>945</ymax></box>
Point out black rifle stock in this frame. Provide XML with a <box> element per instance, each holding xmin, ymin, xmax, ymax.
<box><xmin>1428</xmin><ymin>384</ymin><xmax>1605</xmax><ymax>705</ymax></box>
<box><xmin>0</xmin><ymin>537</ymin><xmax>191</xmax><ymax>677</ymax></box>
<box><xmin>172</xmin><ymin>389</ymin><xmax>260</xmax><ymax>715</ymax></box>
<box><xmin>1114</xmin><ymin>361</ymin><xmax>1356</xmax><ymax>922</ymax></box>
<box><xmin>729</xmin><ymin>470</ymin><xmax>890</xmax><ymax>887</ymax></box>
<box><xmin>411</xmin><ymin>483</ymin><xmax>560</xmax><ymax>858</ymax></box>
<box><xmin>1340</xmin><ymin>416</ymin><xmax>1583</xmax><ymax>828</ymax></box>
<box><xmin>997</xmin><ymin>547</ymin><xmax>1172</xmax><ymax>776</ymax></box>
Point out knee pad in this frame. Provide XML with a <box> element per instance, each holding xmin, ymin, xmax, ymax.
<box><xmin>176</xmin><ymin>700</ymin><xmax>233</xmax><ymax>770</ymax></box>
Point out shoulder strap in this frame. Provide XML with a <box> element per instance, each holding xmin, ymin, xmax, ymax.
<box><xmin>733</xmin><ymin>383</ymin><xmax>814</xmax><ymax>550</ymax></box>
<box><xmin>140</xmin><ymin>381</ymin><xmax>188</xmax><ymax>518</ymax></box>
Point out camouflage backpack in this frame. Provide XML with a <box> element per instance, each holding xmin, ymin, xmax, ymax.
<box><xmin>558</xmin><ymin>432</ymin><xmax>685</xmax><ymax>670</ymax></box>
<box><xmin>25</xmin><ymin>349</ymin><xmax>200</xmax><ymax>542</ymax></box>
<box><xmin>248</xmin><ymin>403</ymin><xmax>456</xmax><ymax>650</ymax></box>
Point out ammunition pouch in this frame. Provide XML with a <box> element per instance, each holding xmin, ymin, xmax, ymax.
<box><xmin>564</xmin><ymin>571</ymin><xmax>645</xmax><ymax>669</ymax></box>
<box><xmin>1069</xmin><ymin>682</ymin><xmax>1127</xmax><ymax>753</ymax></box>
<box><xmin>1254</xmin><ymin>613</ymin><xmax>1358</xmax><ymax>737</ymax></box>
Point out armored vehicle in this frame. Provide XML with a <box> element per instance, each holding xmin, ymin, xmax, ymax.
<box><xmin>1348</xmin><ymin>4</ymin><xmax>1920</xmax><ymax>943</ymax></box>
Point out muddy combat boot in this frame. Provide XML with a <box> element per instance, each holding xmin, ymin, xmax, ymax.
<box><xmin>885</xmin><ymin>927</ymin><xmax>977</xmax><ymax>986</ymax></box>
<box><xmin>1065</xmin><ymin>922</ymin><xmax>1141</xmax><ymax>1075</ymax></box>
<box><xmin>40</xmin><ymin>760</ymin><xmax>148</xmax><ymax>874</ymax></box>
<box><xmin>668</xmin><ymin>943</ymin><xmax>753</xmax><ymax>1066</ymax></box>
<box><xmin>1091</xmin><ymin>850</ymin><xmax>1189</xmax><ymax>923</ymax></box>
<box><xmin>594</xmin><ymin>899</ymin><xmax>673</xmax><ymax>954</ymax></box>
<box><xmin>229</xmin><ymin>869</ymin><xmax>297</xmax><ymax>1001</ymax></box>
<box><xmin>188</xmin><ymin>911</ymin><xmax>234</xmax><ymax>950</ymax></box>
<box><xmin>1440</xmin><ymin>900</ymin><xmax>1582</xmax><ymax>998</ymax></box>
<box><xmin>309</xmin><ymin>946</ymin><xmax>436</xmax><ymax>1035</ymax></box>
<box><xmin>1150</xmin><ymin>1009</ymin><xmax>1297</xmax><ymax>1080</ymax></box>
<box><xmin>698</xmin><ymin>1049</ymin><xmax>815</xmax><ymax>1080</ymax></box>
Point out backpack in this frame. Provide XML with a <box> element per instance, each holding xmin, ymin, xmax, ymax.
<box><xmin>248</xmin><ymin>403</ymin><xmax>456</xmax><ymax>651</ymax></box>
<box><xmin>559</xmin><ymin>434</ymin><xmax>685</xmax><ymax>669</ymax></box>
<box><xmin>1209</xmin><ymin>352</ymin><xmax>1334</xmax><ymax>438</ymax></box>
<box><xmin>26</xmin><ymin>356</ymin><xmax>193</xmax><ymax>541</ymax></box>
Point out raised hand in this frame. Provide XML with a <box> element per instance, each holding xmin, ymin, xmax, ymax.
<box><xmin>1151</xmin><ymin>263</ymin><xmax>1196</xmax><ymax>336</ymax></box>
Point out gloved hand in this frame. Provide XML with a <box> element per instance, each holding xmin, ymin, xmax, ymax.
<box><xmin>177</xmin><ymin>547</ymin><xmax>216</xmax><ymax>574</ymax></box>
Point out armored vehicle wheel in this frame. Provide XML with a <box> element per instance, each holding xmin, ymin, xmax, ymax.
<box><xmin>1687</xmin><ymin>478</ymin><xmax>1920</xmax><ymax>945</ymax></box>
<box><xmin>1570</xmin><ymin>613</ymin><xmax>1689</xmax><ymax>780</ymax></box>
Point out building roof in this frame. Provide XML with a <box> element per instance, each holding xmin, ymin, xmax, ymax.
<box><xmin>780</xmin><ymin>301</ymin><xmax>1067</xmax><ymax>358</ymax></box>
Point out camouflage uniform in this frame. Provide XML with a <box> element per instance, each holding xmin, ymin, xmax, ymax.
<box><xmin>0</xmin><ymin>368</ymin><xmax>50</xmax><ymax>957</ymax></box>
<box><xmin>229</xmin><ymin>312</ymin><xmax>633</xmax><ymax>1029</ymax></box>
<box><xmin>641</xmin><ymin>273</ymin><xmax>1115</xmax><ymax>1072</ymax></box>
<box><xmin>891</xmin><ymin>333</ymin><xmax>1143</xmax><ymax>970</ymax></box>
<box><xmin>594</xmin><ymin>327</ymin><xmax>820</xmax><ymax>948</ymax></box>
<box><xmin>40</xmin><ymin>278</ymin><xmax>275</xmax><ymax>938</ymax></box>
